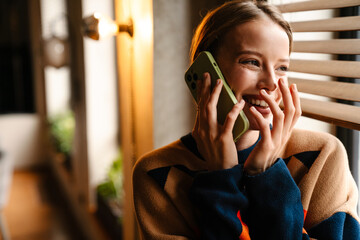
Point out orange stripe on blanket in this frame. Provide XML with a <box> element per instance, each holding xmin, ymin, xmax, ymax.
<box><xmin>303</xmin><ymin>209</ymin><xmax>308</xmax><ymax>235</ymax></box>
<box><xmin>237</xmin><ymin>210</ymin><xmax>251</xmax><ymax>240</ymax></box>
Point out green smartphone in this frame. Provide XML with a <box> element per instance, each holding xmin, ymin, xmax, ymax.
<box><xmin>185</xmin><ymin>51</ymin><xmax>249</xmax><ymax>141</ymax></box>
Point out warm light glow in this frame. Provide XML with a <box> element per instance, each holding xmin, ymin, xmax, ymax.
<box><xmin>137</xmin><ymin>14</ymin><xmax>152</xmax><ymax>41</ymax></box>
<box><xmin>82</xmin><ymin>13</ymin><xmax>133</xmax><ymax>40</ymax></box>
<box><xmin>98</xmin><ymin>16</ymin><xmax>119</xmax><ymax>40</ymax></box>
<box><xmin>93</xmin><ymin>12</ymin><xmax>102</xmax><ymax>19</ymax></box>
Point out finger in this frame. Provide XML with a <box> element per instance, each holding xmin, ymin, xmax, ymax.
<box><xmin>290</xmin><ymin>83</ymin><xmax>302</xmax><ymax>129</ymax></box>
<box><xmin>197</xmin><ymin>73</ymin><xmax>211</xmax><ymax>118</ymax></box>
<box><xmin>260</xmin><ymin>89</ymin><xmax>284</xmax><ymax>139</ymax></box>
<box><xmin>249</xmin><ymin>106</ymin><xmax>272</xmax><ymax>140</ymax></box>
<box><xmin>196</xmin><ymin>76</ymin><xmax>202</xmax><ymax>103</ymax></box>
<box><xmin>279</xmin><ymin>78</ymin><xmax>295</xmax><ymax>132</ymax></box>
<box><xmin>194</xmin><ymin>78</ymin><xmax>202</xmax><ymax>132</ymax></box>
<box><xmin>222</xmin><ymin>100</ymin><xmax>245</xmax><ymax>134</ymax></box>
<box><xmin>207</xmin><ymin>79</ymin><xmax>223</xmax><ymax>124</ymax></box>
<box><xmin>193</xmin><ymin>109</ymin><xmax>200</xmax><ymax>132</ymax></box>
<box><xmin>197</xmin><ymin>73</ymin><xmax>211</xmax><ymax>127</ymax></box>
<box><xmin>200</xmin><ymin>72</ymin><xmax>211</xmax><ymax>103</ymax></box>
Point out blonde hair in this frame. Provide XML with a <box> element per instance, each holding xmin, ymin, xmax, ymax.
<box><xmin>190</xmin><ymin>0</ymin><xmax>292</xmax><ymax>62</ymax></box>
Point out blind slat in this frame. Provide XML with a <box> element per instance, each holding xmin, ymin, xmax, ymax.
<box><xmin>300</xmin><ymin>98</ymin><xmax>360</xmax><ymax>131</ymax></box>
<box><xmin>290</xmin><ymin>59</ymin><xmax>360</xmax><ymax>79</ymax></box>
<box><xmin>291</xmin><ymin>16</ymin><xmax>360</xmax><ymax>32</ymax></box>
<box><xmin>277</xmin><ymin>0</ymin><xmax>360</xmax><ymax>13</ymax></box>
<box><xmin>293</xmin><ymin>39</ymin><xmax>360</xmax><ymax>54</ymax></box>
<box><xmin>289</xmin><ymin>78</ymin><xmax>360</xmax><ymax>102</ymax></box>
<box><xmin>276</xmin><ymin>0</ymin><xmax>360</xmax><ymax>131</ymax></box>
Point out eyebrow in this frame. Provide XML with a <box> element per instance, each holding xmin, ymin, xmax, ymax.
<box><xmin>235</xmin><ymin>50</ymin><xmax>290</xmax><ymax>63</ymax></box>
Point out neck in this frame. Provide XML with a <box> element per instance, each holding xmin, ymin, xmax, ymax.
<box><xmin>235</xmin><ymin>130</ymin><xmax>260</xmax><ymax>151</ymax></box>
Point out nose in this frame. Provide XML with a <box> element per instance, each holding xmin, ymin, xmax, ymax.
<box><xmin>257</xmin><ymin>67</ymin><xmax>278</xmax><ymax>92</ymax></box>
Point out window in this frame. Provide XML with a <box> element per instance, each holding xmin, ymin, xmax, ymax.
<box><xmin>270</xmin><ymin>0</ymin><xmax>360</xmax><ymax>214</ymax></box>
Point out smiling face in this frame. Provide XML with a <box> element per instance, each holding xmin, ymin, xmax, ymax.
<box><xmin>215</xmin><ymin>16</ymin><xmax>290</xmax><ymax>130</ymax></box>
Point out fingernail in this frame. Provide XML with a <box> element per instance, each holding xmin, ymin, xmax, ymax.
<box><xmin>292</xmin><ymin>84</ymin><xmax>297</xmax><ymax>91</ymax></box>
<box><xmin>237</xmin><ymin>99</ymin><xmax>245</xmax><ymax>107</ymax></box>
<box><xmin>217</xmin><ymin>79</ymin><xmax>222</xmax><ymax>85</ymax></box>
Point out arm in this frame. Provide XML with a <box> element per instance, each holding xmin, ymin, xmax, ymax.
<box><xmin>301</xmin><ymin>136</ymin><xmax>360</xmax><ymax>239</ymax></box>
<box><xmin>190</xmin><ymin>165</ymin><xmax>249</xmax><ymax>240</ymax></box>
<box><xmin>133</xmin><ymin>158</ymin><xmax>197</xmax><ymax>240</ymax></box>
<box><xmin>191</xmin><ymin>160</ymin><xmax>310</xmax><ymax>240</ymax></box>
<box><xmin>244</xmin><ymin>159</ymin><xmax>306</xmax><ymax>239</ymax></box>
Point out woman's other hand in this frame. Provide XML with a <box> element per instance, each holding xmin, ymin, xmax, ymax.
<box><xmin>244</xmin><ymin>79</ymin><xmax>301</xmax><ymax>175</ymax></box>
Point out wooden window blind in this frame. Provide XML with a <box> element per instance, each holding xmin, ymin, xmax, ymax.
<box><xmin>275</xmin><ymin>0</ymin><xmax>360</xmax><ymax>130</ymax></box>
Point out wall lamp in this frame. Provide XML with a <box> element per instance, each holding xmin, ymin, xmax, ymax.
<box><xmin>82</xmin><ymin>13</ymin><xmax>133</xmax><ymax>40</ymax></box>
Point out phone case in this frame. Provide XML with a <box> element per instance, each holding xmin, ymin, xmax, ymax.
<box><xmin>185</xmin><ymin>51</ymin><xmax>249</xmax><ymax>141</ymax></box>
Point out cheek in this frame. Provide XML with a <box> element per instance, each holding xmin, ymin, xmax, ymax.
<box><xmin>274</xmin><ymin>88</ymin><xmax>282</xmax><ymax>104</ymax></box>
<box><xmin>226</xmin><ymin>71</ymin><xmax>254</xmax><ymax>97</ymax></box>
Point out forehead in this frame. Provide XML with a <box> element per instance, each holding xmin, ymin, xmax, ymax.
<box><xmin>221</xmin><ymin>17</ymin><xmax>290</xmax><ymax>56</ymax></box>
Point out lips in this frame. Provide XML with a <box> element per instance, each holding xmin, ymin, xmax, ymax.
<box><xmin>243</xmin><ymin>95</ymin><xmax>271</xmax><ymax>115</ymax></box>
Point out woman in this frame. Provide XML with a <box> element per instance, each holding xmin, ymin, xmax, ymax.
<box><xmin>133</xmin><ymin>1</ymin><xmax>360</xmax><ymax>239</ymax></box>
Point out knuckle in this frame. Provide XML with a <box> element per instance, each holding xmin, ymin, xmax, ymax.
<box><xmin>235</xmin><ymin>103</ymin><xmax>243</xmax><ymax>111</ymax></box>
<box><xmin>218</xmin><ymin>134</ymin><xmax>228</xmax><ymax>143</ymax></box>
<box><xmin>296</xmin><ymin>108</ymin><xmax>302</xmax><ymax>118</ymax></box>
<box><xmin>227</xmin><ymin>113</ymin><xmax>236</xmax><ymax>122</ymax></box>
<box><xmin>286</xmin><ymin>106</ymin><xmax>295</xmax><ymax>115</ymax></box>
<box><xmin>209</xmin><ymin>132</ymin><xmax>218</xmax><ymax>142</ymax></box>
<box><xmin>205</xmin><ymin>104</ymin><xmax>213</xmax><ymax>114</ymax></box>
<box><xmin>259</xmin><ymin>120</ymin><xmax>269</xmax><ymax>129</ymax></box>
<box><xmin>199</xmin><ymin>130</ymin><xmax>207</xmax><ymax>139</ymax></box>
<box><xmin>275</xmin><ymin>110</ymin><xmax>284</xmax><ymax>120</ymax></box>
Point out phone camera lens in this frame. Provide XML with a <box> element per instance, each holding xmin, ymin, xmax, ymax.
<box><xmin>191</xmin><ymin>82</ymin><xmax>196</xmax><ymax>90</ymax></box>
<box><xmin>193</xmin><ymin>73</ymin><xmax>198</xmax><ymax>80</ymax></box>
<box><xmin>186</xmin><ymin>74</ymin><xmax>192</xmax><ymax>82</ymax></box>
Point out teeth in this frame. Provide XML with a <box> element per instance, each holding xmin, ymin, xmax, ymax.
<box><xmin>260</xmin><ymin>101</ymin><xmax>268</xmax><ymax>107</ymax></box>
<box><xmin>249</xmin><ymin>98</ymin><xmax>268</xmax><ymax>107</ymax></box>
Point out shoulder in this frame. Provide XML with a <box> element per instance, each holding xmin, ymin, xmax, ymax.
<box><xmin>133</xmin><ymin>139</ymin><xmax>205</xmax><ymax>179</ymax></box>
<box><xmin>285</xmin><ymin>128</ymin><xmax>346</xmax><ymax>157</ymax></box>
<box><xmin>283</xmin><ymin>128</ymin><xmax>349</xmax><ymax>180</ymax></box>
<box><xmin>290</xmin><ymin>128</ymin><xmax>341</xmax><ymax>145</ymax></box>
<box><xmin>133</xmin><ymin>140</ymin><xmax>183</xmax><ymax>175</ymax></box>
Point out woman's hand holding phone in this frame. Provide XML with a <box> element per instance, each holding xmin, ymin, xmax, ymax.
<box><xmin>192</xmin><ymin>73</ymin><xmax>245</xmax><ymax>171</ymax></box>
<box><xmin>192</xmin><ymin>74</ymin><xmax>301</xmax><ymax>173</ymax></box>
<box><xmin>244</xmin><ymin>79</ymin><xmax>302</xmax><ymax>175</ymax></box>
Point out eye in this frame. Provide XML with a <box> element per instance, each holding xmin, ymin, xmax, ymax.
<box><xmin>277</xmin><ymin>65</ymin><xmax>288</xmax><ymax>72</ymax></box>
<box><xmin>241</xmin><ymin>59</ymin><xmax>260</xmax><ymax>67</ymax></box>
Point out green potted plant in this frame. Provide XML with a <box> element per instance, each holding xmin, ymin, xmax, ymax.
<box><xmin>96</xmin><ymin>152</ymin><xmax>123</xmax><ymax>238</ymax></box>
<box><xmin>48</xmin><ymin>110</ymin><xmax>75</xmax><ymax>170</ymax></box>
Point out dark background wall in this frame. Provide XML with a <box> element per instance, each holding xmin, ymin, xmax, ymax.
<box><xmin>0</xmin><ymin>0</ymin><xmax>35</xmax><ymax>114</ymax></box>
